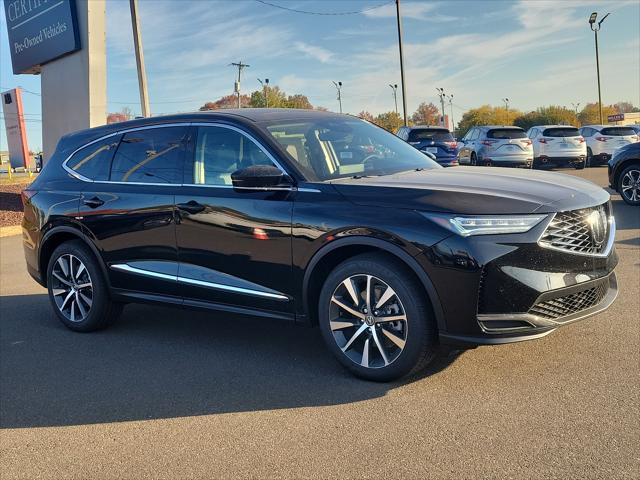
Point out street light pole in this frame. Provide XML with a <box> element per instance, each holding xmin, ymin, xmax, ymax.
<box><xmin>502</xmin><ymin>98</ymin><xmax>510</xmax><ymax>123</ymax></box>
<box><xmin>333</xmin><ymin>81</ymin><xmax>343</xmax><ymax>113</ymax></box>
<box><xmin>436</xmin><ymin>87</ymin><xmax>446</xmax><ymax>127</ymax></box>
<box><xmin>389</xmin><ymin>84</ymin><xmax>398</xmax><ymax>115</ymax></box>
<box><xmin>395</xmin><ymin>0</ymin><xmax>408</xmax><ymax>126</ymax></box>
<box><xmin>447</xmin><ymin>94</ymin><xmax>454</xmax><ymax>136</ymax></box>
<box><xmin>130</xmin><ymin>0</ymin><xmax>150</xmax><ymax>117</ymax></box>
<box><xmin>571</xmin><ymin>102</ymin><xmax>580</xmax><ymax>116</ymax></box>
<box><xmin>589</xmin><ymin>12</ymin><xmax>610</xmax><ymax>125</ymax></box>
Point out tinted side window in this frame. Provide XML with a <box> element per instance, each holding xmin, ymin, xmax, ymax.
<box><xmin>67</xmin><ymin>135</ymin><xmax>121</xmax><ymax>181</ymax></box>
<box><xmin>110</xmin><ymin>127</ymin><xmax>188</xmax><ymax>184</ymax></box>
<box><xmin>469</xmin><ymin>129</ymin><xmax>480</xmax><ymax>140</ymax></box>
<box><xmin>189</xmin><ymin>126</ymin><xmax>275</xmax><ymax>185</ymax></box>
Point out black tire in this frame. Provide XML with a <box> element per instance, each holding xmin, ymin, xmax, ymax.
<box><xmin>470</xmin><ymin>152</ymin><xmax>477</xmax><ymax>166</ymax></box>
<box><xmin>617</xmin><ymin>163</ymin><xmax>640</xmax><ymax>206</ymax></box>
<box><xmin>586</xmin><ymin>148</ymin><xmax>593</xmax><ymax>167</ymax></box>
<box><xmin>574</xmin><ymin>160</ymin><xmax>586</xmax><ymax>170</ymax></box>
<box><xmin>318</xmin><ymin>253</ymin><xmax>437</xmax><ymax>382</ymax></box>
<box><xmin>46</xmin><ymin>240</ymin><xmax>122</xmax><ymax>332</ymax></box>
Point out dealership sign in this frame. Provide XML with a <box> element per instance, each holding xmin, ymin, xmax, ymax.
<box><xmin>3</xmin><ymin>0</ymin><xmax>80</xmax><ymax>74</ymax></box>
<box><xmin>607</xmin><ymin>113</ymin><xmax>625</xmax><ymax>122</ymax></box>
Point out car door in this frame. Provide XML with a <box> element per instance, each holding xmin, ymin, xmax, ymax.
<box><xmin>77</xmin><ymin>125</ymin><xmax>189</xmax><ymax>298</ymax></box>
<box><xmin>175</xmin><ymin>123</ymin><xmax>294</xmax><ymax>316</ymax></box>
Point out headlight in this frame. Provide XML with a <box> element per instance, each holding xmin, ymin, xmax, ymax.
<box><xmin>421</xmin><ymin>213</ymin><xmax>547</xmax><ymax>237</ymax></box>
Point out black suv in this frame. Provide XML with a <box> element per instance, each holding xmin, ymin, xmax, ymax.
<box><xmin>22</xmin><ymin>110</ymin><xmax>618</xmax><ymax>381</ymax></box>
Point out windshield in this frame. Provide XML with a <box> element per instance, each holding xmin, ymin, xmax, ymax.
<box><xmin>407</xmin><ymin>129</ymin><xmax>453</xmax><ymax>142</ymax></box>
<box><xmin>262</xmin><ymin>117</ymin><xmax>441</xmax><ymax>181</ymax></box>
<box><xmin>543</xmin><ymin>128</ymin><xmax>580</xmax><ymax>137</ymax></box>
<box><xmin>487</xmin><ymin>128</ymin><xmax>527</xmax><ymax>139</ymax></box>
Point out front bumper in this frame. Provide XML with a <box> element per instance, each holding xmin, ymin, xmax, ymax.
<box><xmin>418</xmin><ymin>210</ymin><xmax>618</xmax><ymax>348</ymax></box>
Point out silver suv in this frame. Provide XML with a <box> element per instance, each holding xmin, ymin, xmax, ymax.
<box><xmin>458</xmin><ymin>126</ymin><xmax>533</xmax><ymax>168</ymax></box>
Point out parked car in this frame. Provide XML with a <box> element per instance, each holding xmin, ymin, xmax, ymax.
<box><xmin>457</xmin><ymin>126</ymin><xmax>533</xmax><ymax>168</ymax></box>
<box><xmin>608</xmin><ymin>142</ymin><xmax>640</xmax><ymax>206</ymax></box>
<box><xmin>579</xmin><ymin>125</ymin><xmax>639</xmax><ymax>166</ymax></box>
<box><xmin>396</xmin><ymin>126</ymin><xmax>459</xmax><ymax>167</ymax></box>
<box><xmin>527</xmin><ymin>125</ymin><xmax>586</xmax><ymax>169</ymax></box>
<box><xmin>22</xmin><ymin>109</ymin><xmax>618</xmax><ymax>381</ymax></box>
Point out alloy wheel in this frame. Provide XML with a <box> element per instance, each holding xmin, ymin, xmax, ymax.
<box><xmin>50</xmin><ymin>254</ymin><xmax>93</xmax><ymax>322</ymax></box>
<box><xmin>329</xmin><ymin>274</ymin><xmax>408</xmax><ymax>369</ymax></box>
<box><xmin>621</xmin><ymin>168</ymin><xmax>640</xmax><ymax>203</ymax></box>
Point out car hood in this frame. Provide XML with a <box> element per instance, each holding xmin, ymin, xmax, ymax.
<box><xmin>329</xmin><ymin>167</ymin><xmax>610</xmax><ymax>214</ymax></box>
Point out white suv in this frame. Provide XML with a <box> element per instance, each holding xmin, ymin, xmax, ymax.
<box><xmin>527</xmin><ymin>125</ymin><xmax>586</xmax><ymax>169</ymax></box>
<box><xmin>580</xmin><ymin>125</ymin><xmax>639</xmax><ymax>166</ymax></box>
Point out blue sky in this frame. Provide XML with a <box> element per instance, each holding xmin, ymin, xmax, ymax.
<box><xmin>2</xmin><ymin>0</ymin><xmax>639</xmax><ymax>151</ymax></box>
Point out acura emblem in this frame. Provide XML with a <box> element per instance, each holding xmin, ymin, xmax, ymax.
<box><xmin>588</xmin><ymin>207</ymin><xmax>607</xmax><ymax>246</ymax></box>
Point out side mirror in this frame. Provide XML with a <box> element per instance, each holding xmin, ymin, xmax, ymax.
<box><xmin>231</xmin><ymin>165</ymin><xmax>290</xmax><ymax>189</ymax></box>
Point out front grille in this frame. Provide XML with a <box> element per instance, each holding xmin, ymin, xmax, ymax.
<box><xmin>529</xmin><ymin>280</ymin><xmax>609</xmax><ymax>320</ymax></box>
<box><xmin>539</xmin><ymin>204</ymin><xmax>610</xmax><ymax>255</ymax></box>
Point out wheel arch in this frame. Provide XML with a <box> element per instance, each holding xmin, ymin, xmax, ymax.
<box><xmin>40</xmin><ymin>226</ymin><xmax>108</xmax><ymax>288</ymax></box>
<box><xmin>302</xmin><ymin>237</ymin><xmax>446</xmax><ymax>331</ymax></box>
<box><xmin>613</xmin><ymin>158</ymin><xmax>640</xmax><ymax>190</ymax></box>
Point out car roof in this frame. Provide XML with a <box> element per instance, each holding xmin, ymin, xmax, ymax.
<box><xmin>476</xmin><ymin>125</ymin><xmax>524</xmax><ymax>130</ymax></box>
<box><xmin>408</xmin><ymin>125</ymin><xmax>448</xmax><ymax>130</ymax></box>
<box><xmin>581</xmin><ymin>125</ymin><xmax>608</xmax><ymax>129</ymax></box>
<box><xmin>531</xmin><ymin>125</ymin><xmax>580</xmax><ymax>129</ymax></box>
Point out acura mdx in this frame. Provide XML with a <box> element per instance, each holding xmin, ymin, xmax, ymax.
<box><xmin>22</xmin><ymin>109</ymin><xmax>618</xmax><ymax>381</ymax></box>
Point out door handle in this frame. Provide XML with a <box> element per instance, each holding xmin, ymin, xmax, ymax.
<box><xmin>176</xmin><ymin>200</ymin><xmax>205</xmax><ymax>214</ymax></box>
<box><xmin>83</xmin><ymin>196</ymin><xmax>104</xmax><ymax>208</ymax></box>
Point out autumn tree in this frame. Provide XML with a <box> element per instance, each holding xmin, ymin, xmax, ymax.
<box><xmin>357</xmin><ymin>111</ymin><xmax>375</xmax><ymax>122</ymax></box>
<box><xmin>107</xmin><ymin>107</ymin><xmax>133</xmax><ymax>124</ymax></box>
<box><xmin>614</xmin><ymin>101</ymin><xmax>639</xmax><ymax>113</ymax></box>
<box><xmin>286</xmin><ymin>94</ymin><xmax>313</xmax><ymax>109</ymax></box>
<box><xmin>199</xmin><ymin>94</ymin><xmax>250</xmax><ymax>110</ymax></box>
<box><xmin>513</xmin><ymin>106</ymin><xmax>578</xmax><ymax>131</ymax></box>
<box><xmin>374</xmin><ymin>111</ymin><xmax>403</xmax><ymax>133</ymax></box>
<box><xmin>411</xmin><ymin>102</ymin><xmax>440</xmax><ymax>126</ymax></box>
<box><xmin>577</xmin><ymin>102</ymin><xmax>618</xmax><ymax>125</ymax></box>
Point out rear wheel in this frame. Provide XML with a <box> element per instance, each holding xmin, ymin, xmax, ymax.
<box><xmin>618</xmin><ymin>164</ymin><xmax>640</xmax><ymax>206</ymax></box>
<box><xmin>318</xmin><ymin>253</ymin><xmax>437</xmax><ymax>381</ymax></box>
<box><xmin>574</xmin><ymin>160</ymin><xmax>586</xmax><ymax>170</ymax></box>
<box><xmin>46</xmin><ymin>240</ymin><xmax>122</xmax><ymax>332</ymax></box>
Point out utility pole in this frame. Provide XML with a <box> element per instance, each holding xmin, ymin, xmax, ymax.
<box><xmin>395</xmin><ymin>0</ymin><xmax>408</xmax><ymax>126</ymax></box>
<box><xmin>333</xmin><ymin>81</ymin><xmax>343</xmax><ymax>113</ymax></box>
<box><xmin>436</xmin><ymin>87</ymin><xmax>446</xmax><ymax>127</ymax></box>
<box><xmin>130</xmin><ymin>0</ymin><xmax>150</xmax><ymax>117</ymax></box>
<box><xmin>589</xmin><ymin>12</ymin><xmax>610</xmax><ymax>125</ymax></box>
<box><xmin>571</xmin><ymin>102</ymin><xmax>581</xmax><ymax>116</ymax></box>
<box><xmin>447</xmin><ymin>94</ymin><xmax>454</xmax><ymax>135</ymax></box>
<box><xmin>502</xmin><ymin>98</ymin><xmax>510</xmax><ymax>124</ymax></box>
<box><xmin>257</xmin><ymin>78</ymin><xmax>269</xmax><ymax>108</ymax></box>
<box><xmin>230</xmin><ymin>61</ymin><xmax>250</xmax><ymax>108</ymax></box>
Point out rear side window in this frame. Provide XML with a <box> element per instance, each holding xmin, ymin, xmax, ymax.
<box><xmin>487</xmin><ymin>129</ymin><xmax>527</xmax><ymax>139</ymax></box>
<box><xmin>66</xmin><ymin>135</ymin><xmax>121</xmax><ymax>181</ymax></box>
<box><xmin>542</xmin><ymin>128</ymin><xmax>580</xmax><ymax>137</ymax></box>
<box><xmin>110</xmin><ymin>127</ymin><xmax>188</xmax><ymax>184</ymax></box>
<box><xmin>188</xmin><ymin>126</ymin><xmax>275</xmax><ymax>185</ymax></box>
<box><xmin>600</xmin><ymin>127</ymin><xmax>637</xmax><ymax>136</ymax></box>
<box><xmin>407</xmin><ymin>129</ymin><xmax>453</xmax><ymax>142</ymax></box>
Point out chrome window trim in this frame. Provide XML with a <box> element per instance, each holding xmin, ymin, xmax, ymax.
<box><xmin>110</xmin><ymin>263</ymin><xmax>289</xmax><ymax>301</ymax></box>
<box><xmin>62</xmin><ymin>121</ymin><xmax>292</xmax><ymax>185</ymax></box>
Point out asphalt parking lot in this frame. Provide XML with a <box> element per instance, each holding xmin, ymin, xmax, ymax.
<box><xmin>1</xmin><ymin>166</ymin><xmax>638</xmax><ymax>479</ymax></box>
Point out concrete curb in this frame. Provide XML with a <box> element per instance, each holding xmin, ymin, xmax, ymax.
<box><xmin>0</xmin><ymin>225</ymin><xmax>22</xmax><ymax>237</ymax></box>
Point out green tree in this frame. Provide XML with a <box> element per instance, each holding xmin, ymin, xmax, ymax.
<box><xmin>374</xmin><ymin>111</ymin><xmax>403</xmax><ymax>132</ymax></box>
<box><xmin>456</xmin><ymin>105</ymin><xmax>523</xmax><ymax>137</ymax></box>
<box><xmin>513</xmin><ymin>106</ymin><xmax>578</xmax><ymax>131</ymax></box>
<box><xmin>411</xmin><ymin>102</ymin><xmax>440</xmax><ymax>126</ymax></box>
<box><xmin>578</xmin><ymin>102</ymin><xmax>618</xmax><ymax>125</ymax></box>
<box><xmin>286</xmin><ymin>94</ymin><xmax>313</xmax><ymax>109</ymax></box>
<box><xmin>249</xmin><ymin>86</ymin><xmax>288</xmax><ymax>108</ymax></box>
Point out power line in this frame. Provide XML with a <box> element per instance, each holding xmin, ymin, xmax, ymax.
<box><xmin>254</xmin><ymin>0</ymin><xmax>393</xmax><ymax>16</ymax></box>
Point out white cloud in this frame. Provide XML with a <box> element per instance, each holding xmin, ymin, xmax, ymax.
<box><xmin>294</xmin><ymin>42</ymin><xmax>334</xmax><ymax>63</ymax></box>
<box><xmin>364</xmin><ymin>1</ymin><xmax>457</xmax><ymax>21</ymax></box>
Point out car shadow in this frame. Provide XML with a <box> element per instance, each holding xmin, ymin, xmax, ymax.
<box><xmin>611</xmin><ymin>197</ymin><xmax>639</xmax><ymax>234</ymax></box>
<box><xmin>0</xmin><ymin>294</ymin><xmax>459</xmax><ymax>429</ymax></box>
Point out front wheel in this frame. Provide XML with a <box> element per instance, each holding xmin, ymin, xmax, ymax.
<box><xmin>618</xmin><ymin>164</ymin><xmax>640</xmax><ymax>206</ymax></box>
<box><xmin>574</xmin><ymin>160</ymin><xmax>586</xmax><ymax>170</ymax></box>
<box><xmin>318</xmin><ymin>253</ymin><xmax>437</xmax><ymax>381</ymax></box>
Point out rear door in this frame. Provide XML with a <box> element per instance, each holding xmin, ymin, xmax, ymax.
<box><xmin>175</xmin><ymin>124</ymin><xmax>294</xmax><ymax>316</ymax></box>
<box><xmin>78</xmin><ymin>125</ymin><xmax>189</xmax><ymax>298</ymax></box>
